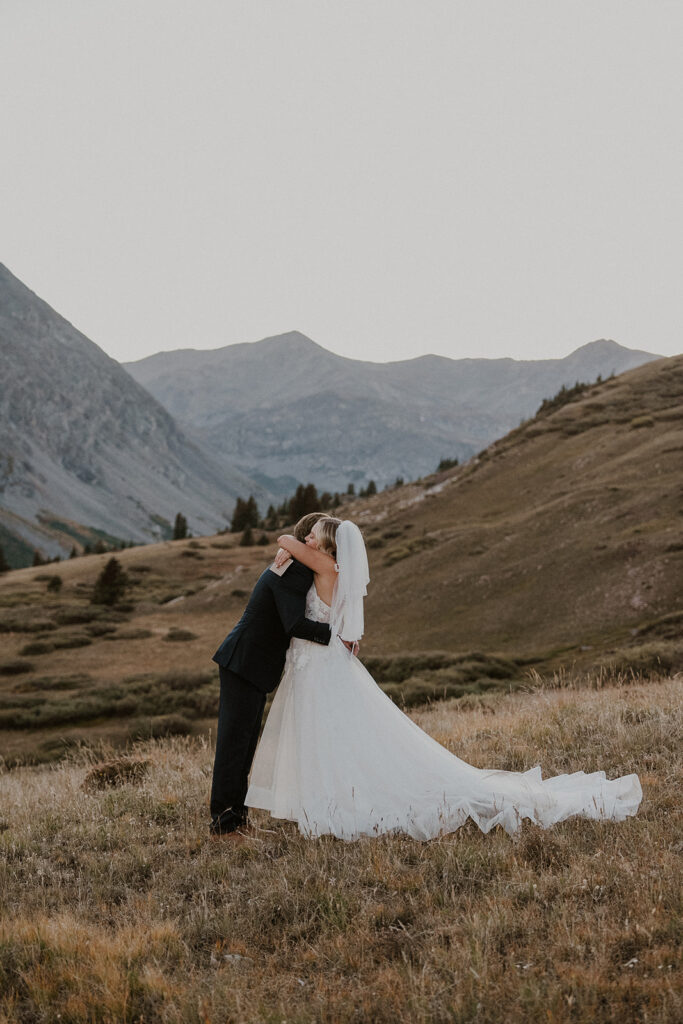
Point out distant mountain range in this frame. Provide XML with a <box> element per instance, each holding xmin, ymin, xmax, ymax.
<box><xmin>0</xmin><ymin>260</ymin><xmax>665</xmax><ymax>566</ymax></box>
<box><xmin>125</xmin><ymin>332</ymin><xmax>661</xmax><ymax>494</ymax></box>
<box><xmin>0</xmin><ymin>263</ymin><xmax>262</xmax><ymax>563</ymax></box>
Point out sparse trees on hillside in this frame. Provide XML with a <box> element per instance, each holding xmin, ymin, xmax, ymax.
<box><xmin>173</xmin><ymin>513</ymin><xmax>189</xmax><ymax>540</ymax></box>
<box><xmin>289</xmin><ymin>483</ymin><xmax>320</xmax><ymax>522</ymax></box>
<box><xmin>437</xmin><ymin>457</ymin><xmax>459</xmax><ymax>472</ymax></box>
<box><xmin>91</xmin><ymin>557</ymin><xmax>129</xmax><ymax>606</ymax></box>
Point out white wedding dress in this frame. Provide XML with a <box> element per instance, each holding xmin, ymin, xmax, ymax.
<box><xmin>246</xmin><ymin>585</ymin><xmax>642</xmax><ymax>840</ymax></box>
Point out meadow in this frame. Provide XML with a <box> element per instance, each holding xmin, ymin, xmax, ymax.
<box><xmin>0</xmin><ymin>669</ymin><xmax>680</xmax><ymax>1023</ymax></box>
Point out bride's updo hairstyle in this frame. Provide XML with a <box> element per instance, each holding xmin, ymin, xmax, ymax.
<box><xmin>315</xmin><ymin>517</ymin><xmax>342</xmax><ymax>558</ymax></box>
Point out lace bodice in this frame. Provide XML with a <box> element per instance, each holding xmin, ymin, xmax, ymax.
<box><xmin>286</xmin><ymin>585</ymin><xmax>331</xmax><ymax>672</ymax></box>
<box><xmin>305</xmin><ymin>584</ymin><xmax>331</xmax><ymax>623</ymax></box>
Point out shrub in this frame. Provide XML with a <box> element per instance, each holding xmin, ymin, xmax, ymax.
<box><xmin>82</xmin><ymin>757</ymin><xmax>151</xmax><ymax>792</ymax></box>
<box><xmin>46</xmin><ymin>575</ymin><xmax>62</xmax><ymax>593</ymax></box>
<box><xmin>19</xmin><ymin>641</ymin><xmax>55</xmax><ymax>656</ymax></box>
<box><xmin>163</xmin><ymin>628</ymin><xmax>198</xmax><ymax>643</ymax></box>
<box><xmin>52</xmin><ymin>635</ymin><xmax>93</xmax><ymax>649</ymax></box>
<box><xmin>629</xmin><ymin>415</ymin><xmax>655</xmax><ymax>429</ymax></box>
<box><xmin>0</xmin><ymin>660</ymin><xmax>34</xmax><ymax>676</ymax></box>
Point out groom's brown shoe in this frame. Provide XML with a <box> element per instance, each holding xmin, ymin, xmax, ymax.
<box><xmin>209</xmin><ymin>824</ymin><xmax>256</xmax><ymax>844</ymax></box>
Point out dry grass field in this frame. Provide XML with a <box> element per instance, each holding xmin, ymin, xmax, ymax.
<box><xmin>0</xmin><ymin>670</ymin><xmax>680</xmax><ymax>1023</ymax></box>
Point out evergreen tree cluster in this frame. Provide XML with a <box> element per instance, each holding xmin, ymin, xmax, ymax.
<box><xmin>231</xmin><ymin>496</ymin><xmax>260</xmax><ymax>532</ymax></box>
<box><xmin>231</xmin><ymin>478</ymin><xmax>381</xmax><ymax>538</ymax></box>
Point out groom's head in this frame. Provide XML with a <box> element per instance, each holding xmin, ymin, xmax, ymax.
<box><xmin>294</xmin><ymin>512</ymin><xmax>327</xmax><ymax>542</ymax></box>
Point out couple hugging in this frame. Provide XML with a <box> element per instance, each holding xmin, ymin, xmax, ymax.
<box><xmin>209</xmin><ymin>513</ymin><xmax>642</xmax><ymax>842</ymax></box>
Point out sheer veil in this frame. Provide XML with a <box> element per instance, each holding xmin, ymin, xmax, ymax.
<box><xmin>330</xmin><ymin>521</ymin><xmax>370</xmax><ymax>641</ymax></box>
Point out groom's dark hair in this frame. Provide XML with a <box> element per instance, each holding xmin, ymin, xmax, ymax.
<box><xmin>293</xmin><ymin>512</ymin><xmax>327</xmax><ymax>542</ymax></box>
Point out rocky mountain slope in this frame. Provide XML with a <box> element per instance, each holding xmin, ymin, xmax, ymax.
<box><xmin>0</xmin><ymin>263</ymin><xmax>261</xmax><ymax>564</ymax></box>
<box><xmin>125</xmin><ymin>332</ymin><xmax>661</xmax><ymax>494</ymax></box>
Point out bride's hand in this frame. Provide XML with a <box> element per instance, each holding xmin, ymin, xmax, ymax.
<box><xmin>273</xmin><ymin>547</ymin><xmax>290</xmax><ymax>569</ymax></box>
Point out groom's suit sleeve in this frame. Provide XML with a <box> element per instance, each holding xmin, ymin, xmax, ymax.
<box><xmin>269</xmin><ymin>562</ymin><xmax>331</xmax><ymax>645</ymax></box>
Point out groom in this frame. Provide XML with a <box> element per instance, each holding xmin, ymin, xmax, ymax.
<box><xmin>209</xmin><ymin>511</ymin><xmax>333</xmax><ymax>839</ymax></box>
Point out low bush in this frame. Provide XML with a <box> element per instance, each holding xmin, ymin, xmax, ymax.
<box><xmin>82</xmin><ymin>757</ymin><xmax>151</xmax><ymax>792</ymax></box>
<box><xmin>19</xmin><ymin>641</ymin><xmax>56</xmax><ymax>656</ymax></box>
<box><xmin>0</xmin><ymin>660</ymin><xmax>34</xmax><ymax>676</ymax></box>
<box><xmin>52</xmin><ymin>634</ymin><xmax>93</xmax><ymax>649</ymax></box>
<box><xmin>163</xmin><ymin>628</ymin><xmax>198</xmax><ymax>643</ymax></box>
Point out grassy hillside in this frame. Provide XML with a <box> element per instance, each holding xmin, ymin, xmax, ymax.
<box><xmin>356</xmin><ymin>354</ymin><xmax>683</xmax><ymax>665</ymax></box>
<box><xmin>0</xmin><ymin>355</ymin><xmax>681</xmax><ymax>765</ymax></box>
<box><xmin>0</xmin><ymin>673</ymin><xmax>680</xmax><ymax>1023</ymax></box>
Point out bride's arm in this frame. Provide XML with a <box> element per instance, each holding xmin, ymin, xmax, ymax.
<box><xmin>277</xmin><ymin>534</ymin><xmax>335</xmax><ymax>574</ymax></box>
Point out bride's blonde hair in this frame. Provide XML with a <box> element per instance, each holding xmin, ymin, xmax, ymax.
<box><xmin>315</xmin><ymin>517</ymin><xmax>342</xmax><ymax>558</ymax></box>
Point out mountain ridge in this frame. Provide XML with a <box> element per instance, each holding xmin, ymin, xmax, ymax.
<box><xmin>126</xmin><ymin>332</ymin><xmax>662</xmax><ymax>495</ymax></box>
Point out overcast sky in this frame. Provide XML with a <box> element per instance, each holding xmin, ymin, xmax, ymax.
<box><xmin>1</xmin><ymin>1</ymin><xmax>681</xmax><ymax>365</ymax></box>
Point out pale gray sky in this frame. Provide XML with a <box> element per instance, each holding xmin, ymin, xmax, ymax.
<box><xmin>1</xmin><ymin>1</ymin><xmax>681</xmax><ymax>364</ymax></box>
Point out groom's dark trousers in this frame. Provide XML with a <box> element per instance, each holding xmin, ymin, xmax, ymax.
<box><xmin>209</xmin><ymin>558</ymin><xmax>331</xmax><ymax>834</ymax></box>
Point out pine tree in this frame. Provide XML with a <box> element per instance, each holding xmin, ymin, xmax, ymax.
<box><xmin>366</xmin><ymin>479</ymin><xmax>377</xmax><ymax>495</ymax></box>
<box><xmin>0</xmin><ymin>545</ymin><xmax>10</xmax><ymax>574</ymax></box>
<box><xmin>32</xmin><ymin>550</ymin><xmax>45</xmax><ymax>567</ymax></box>
<box><xmin>91</xmin><ymin>557</ymin><xmax>129</xmax><ymax>605</ymax></box>
<box><xmin>173</xmin><ymin>512</ymin><xmax>188</xmax><ymax>540</ymax></box>
<box><xmin>231</xmin><ymin>495</ymin><xmax>260</xmax><ymax>532</ymax></box>
<box><xmin>69</xmin><ymin>546</ymin><xmax>78</xmax><ymax>559</ymax></box>
<box><xmin>346</xmin><ymin>483</ymin><xmax>355</xmax><ymax>496</ymax></box>
<box><xmin>239</xmin><ymin>524</ymin><xmax>255</xmax><ymax>547</ymax></box>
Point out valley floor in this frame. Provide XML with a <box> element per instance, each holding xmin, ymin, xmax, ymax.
<box><xmin>0</xmin><ymin>674</ymin><xmax>681</xmax><ymax>1023</ymax></box>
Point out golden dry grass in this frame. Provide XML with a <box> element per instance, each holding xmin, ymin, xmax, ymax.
<box><xmin>0</xmin><ymin>673</ymin><xmax>680</xmax><ymax>1023</ymax></box>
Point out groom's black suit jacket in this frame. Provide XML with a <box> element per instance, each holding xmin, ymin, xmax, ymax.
<box><xmin>211</xmin><ymin>558</ymin><xmax>331</xmax><ymax>693</ymax></box>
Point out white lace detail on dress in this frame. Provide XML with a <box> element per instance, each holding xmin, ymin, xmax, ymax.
<box><xmin>286</xmin><ymin>586</ymin><xmax>330</xmax><ymax>671</ymax></box>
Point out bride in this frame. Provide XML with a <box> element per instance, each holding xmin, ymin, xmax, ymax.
<box><xmin>245</xmin><ymin>517</ymin><xmax>642</xmax><ymax>840</ymax></box>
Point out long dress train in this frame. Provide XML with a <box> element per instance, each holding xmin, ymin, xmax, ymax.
<box><xmin>246</xmin><ymin>586</ymin><xmax>642</xmax><ymax>840</ymax></box>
